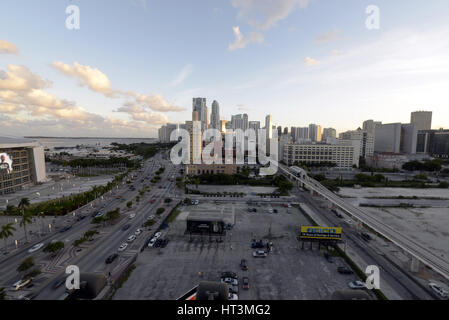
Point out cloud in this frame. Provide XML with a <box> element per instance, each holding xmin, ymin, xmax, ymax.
<box><xmin>52</xmin><ymin>61</ymin><xmax>117</xmax><ymax>97</ymax></box>
<box><xmin>170</xmin><ymin>64</ymin><xmax>194</xmax><ymax>86</ymax></box>
<box><xmin>314</xmin><ymin>29</ymin><xmax>341</xmax><ymax>44</ymax></box>
<box><xmin>331</xmin><ymin>49</ymin><xmax>343</xmax><ymax>56</ymax></box>
<box><xmin>229</xmin><ymin>26</ymin><xmax>264</xmax><ymax>51</ymax></box>
<box><xmin>0</xmin><ymin>40</ymin><xmax>19</xmax><ymax>54</ymax></box>
<box><xmin>304</xmin><ymin>57</ymin><xmax>319</xmax><ymax>66</ymax></box>
<box><xmin>52</xmin><ymin>61</ymin><xmax>185</xmax><ymax>113</ymax></box>
<box><xmin>0</xmin><ymin>64</ymin><xmax>49</xmax><ymax>91</ymax></box>
<box><xmin>232</xmin><ymin>0</ymin><xmax>309</xmax><ymax>30</ymax></box>
<box><xmin>0</xmin><ymin>64</ymin><xmax>169</xmax><ymax>137</ymax></box>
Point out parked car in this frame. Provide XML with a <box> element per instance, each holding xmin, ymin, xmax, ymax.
<box><xmin>324</xmin><ymin>252</ymin><xmax>334</xmax><ymax>263</ymax></box>
<box><xmin>135</xmin><ymin>229</ymin><xmax>142</xmax><ymax>236</ymax></box>
<box><xmin>242</xmin><ymin>277</ymin><xmax>250</xmax><ymax>290</ymax></box>
<box><xmin>348</xmin><ymin>281</ymin><xmax>367</xmax><ymax>289</ymax></box>
<box><xmin>122</xmin><ymin>224</ymin><xmax>131</xmax><ymax>231</ymax></box>
<box><xmin>129</xmin><ymin>213</ymin><xmax>136</xmax><ymax>219</ymax></box>
<box><xmin>273</xmin><ymin>209</ymin><xmax>278</xmax><ymax>213</ymax></box>
<box><xmin>154</xmin><ymin>232</ymin><xmax>162</xmax><ymax>239</ymax></box>
<box><xmin>28</xmin><ymin>243</ymin><xmax>44</xmax><ymax>253</ymax></box>
<box><xmin>268</xmin><ymin>208</ymin><xmax>273</xmax><ymax>214</ymax></box>
<box><xmin>221</xmin><ymin>271</ymin><xmax>237</xmax><ymax>279</ymax></box>
<box><xmin>429</xmin><ymin>282</ymin><xmax>449</xmax><ymax>298</ymax></box>
<box><xmin>221</xmin><ymin>277</ymin><xmax>239</xmax><ymax>286</ymax></box>
<box><xmin>105</xmin><ymin>253</ymin><xmax>119</xmax><ymax>264</ymax></box>
<box><xmin>337</xmin><ymin>267</ymin><xmax>354</xmax><ymax>275</ymax></box>
<box><xmin>240</xmin><ymin>259</ymin><xmax>248</xmax><ymax>271</ymax></box>
<box><xmin>251</xmin><ymin>241</ymin><xmax>264</xmax><ymax>249</ymax></box>
<box><xmin>127</xmin><ymin>235</ymin><xmax>136</xmax><ymax>243</ymax></box>
<box><xmin>228</xmin><ymin>293</ymin><xmax>239</xmax><ymax>300</ymax></box>
<box><xmin>253</xmin><ymin>250</ymin><xmax>267</xmax><ymax>258</ymax></box>
<box><xmin>228</xmin><ymin>284</ymin><xmax>239</xmax><ymax>294</ymax></box>
<box><xmin>118</xmin><ymin>243</ymin><xmax>128</xmax><ymax>252</ymax></box>
<box><xmin>148</xmin><ymin>238</ymin><xmax>157</xmax><ymax>248</ymax></box>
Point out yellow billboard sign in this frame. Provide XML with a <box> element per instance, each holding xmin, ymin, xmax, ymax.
<box><xmin>300</xmin><ymin>226</ymin><xmax>342</xmax><ymax>240</ymax></box>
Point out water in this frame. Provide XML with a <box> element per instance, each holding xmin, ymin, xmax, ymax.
<box><xmin>27</xmin><ymin>137</ymin><xmax>158</xmax><ymax>151</ymax></box>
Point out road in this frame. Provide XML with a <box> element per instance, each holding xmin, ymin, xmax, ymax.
<box><xmin>33</xmin><ymin>154</ymin><xmax>179</xmax><ymax>300</ymax></box>
<box><xmin>0</xmin><ymin>152</ymin><xmax>179</xmax><ymax>300</ymax></box>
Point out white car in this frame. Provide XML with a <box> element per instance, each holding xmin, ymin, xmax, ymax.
<box><xmin>221</xmin><ymin>277</ymin><xmax>238</xmax><ymax>286</ymax></box>
<box><xmin>28</xmin><ymin>243</ymin><xmax>44</xmax><ymax>253</ymax></box>
<box><xmin>287</xmin><ymin>204</ymin><xmax>292</xmax><ymax>208</ymax></box>
<box><xmin>429</xmin><ymin>282</ymin><xmax>449</xmax><ymax>298</ymax></box>
<box><xmin>346</xmin><ymin>219</ymin><xmax>354</xmax><ymax>225</ymax></box>
<box><xmin>348</xmin><ymin>281</ymin><xmax>367</xmax><ymax>289</ymax></box>
<box><xmin>118</xmin><ymin>243</ymin><xmax>128</xmax><ymax>252</ymax></box>
<box><xmin>148</xmin><ymin>238</ymin><xmax>157</xmax><ymax>247</ymax></box>
<box><xmin>127</xmin><ymin>235</ymin><xmax>136</xmax><ymax>243</ymax></box>
<box><xmin>129</xmin><ymin>213</ymin><xmax>136</xmax><ymax>219</ymax></box>
<box><xmin>268</xmin><ymin>208</ymin><xmax>273</xmax><ymax>214</ymax></box>
<box><xmin>228</xmin><ymin>293</ymin><xmax>239</xmax><ymax>300</ymax></box>
<box><xmin>135</xmin><ymin>229</ymin><xmax>142</xmax><ymax>236</ymax></box>
<box><xmin>154</xmin><ymin>232</ymin><xmax>162</xmax><ymax>239</ymax></box>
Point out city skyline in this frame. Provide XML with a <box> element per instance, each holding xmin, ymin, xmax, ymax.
<box><xmin>1</xmin><ymin>0</ymin><xmax>449</xmax><ymax>138</ymax></box>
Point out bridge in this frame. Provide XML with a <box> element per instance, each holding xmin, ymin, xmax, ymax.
<box><xmin>277</xmin><ymin>164</ymin><xmax>449</xmax><ymax>281</ymax></box>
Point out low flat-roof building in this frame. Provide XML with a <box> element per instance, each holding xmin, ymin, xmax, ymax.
<box><xmin>0</xmin><ymin>137</ymin><xmax>46</xmax><ymax>196</ymax></box>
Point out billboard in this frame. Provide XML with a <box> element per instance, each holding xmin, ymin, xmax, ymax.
<box><xmin>300</xmin><ymin>226</ymin><xmax>342</xmax><ymax>240</ymax></box>
<box><xmin>0</xmin><ymin>153</ymin><xmax>13</xmax><ymax>174</ymax></box>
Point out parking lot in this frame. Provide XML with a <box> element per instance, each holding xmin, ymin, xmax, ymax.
<box><xmin>113</xmin><ymin>201</ymin><xmax>364</xmax><ymax>300</ymax></box>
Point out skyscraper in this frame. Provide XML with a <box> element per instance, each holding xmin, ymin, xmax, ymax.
<box><xmin>192</xmin><ymin>97</ymin><xmax>208</xmax><ymax>131</ymax></box>
<box><xmin>363</xmin><ymin>120</ymin><xmax>382</xmax><ymax>135</ymax></box>
<box><xmin>308</xmin><ymin>124</ymin><xmax>322</xmax><ymax>142</ymax></box>
<box><xmin>322</xmin><ymin>128</ymin><xmax>337</xmax><ymax>141</ymax></box>
<box><xmin>210</xmin><ymin>100</ymin><xmax>220</xmax><ymax>130</ymax></box>
<box><xmin>265</xmin><ymin>115</ymin><xmax>273</xmax><ymax>150</ymax></box>
<box><xmin>411</xmin><ymin>111</ymin><xmax>432</xmax><ymax>131</ymax></box>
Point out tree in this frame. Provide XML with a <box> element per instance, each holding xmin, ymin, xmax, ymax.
<box><xmin>156</xmin><ymin>208</ymin><xmax>165</xmax><ymax>215</ymax></box>
<box><xmin>0</xmin><ymin>223</ymin><xmax>16</xmax><ymax>254</ymax></box>
<box><xmin>0</xmin><ymin>287</ymin><xmax>5</xmax><ymax>300</ymax></box>
<box><xmin>43</xmin><ymin>241</ymin><xmax>65</xmax><ymax>256</ymax></box>
<box><xmin>164</xmin><ymin>198</ymin><xmax>172</xmax><ymax>204</ymax></box>
<box><xmin>126</xmin><ymin>201</ymin><xmax>133</xmax><ymax>209</ymax></box>
<box><xmin>19</xmin><ymin>211</ymin><xmax>33</xmax><ymax>243</ymax></box>
<box><xmin>17</xmin><ymin>257</ymin><xmax>34</xmax><ymax>273</ymax></box>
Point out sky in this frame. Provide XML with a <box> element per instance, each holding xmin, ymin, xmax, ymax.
<box><xmin>1</xmin><ymin>0</ymin><xmax>449</xmax><ymax>138</ymax></box>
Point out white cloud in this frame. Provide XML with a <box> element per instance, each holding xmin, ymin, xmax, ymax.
<box><xmin>314</xmin><ymin>29</ymin><xmax>341</xmax><ymax>44</ymax></box>
<box><xmin>232</xmin><ymin>0</ymin><xmax>309</xmax><ymax>30</ymax></box>
<box><xmin>304</xmin><ymin>57</ymin><xmax>319</xmax><ymax>66</ymax></box>
<box><xmin>52</xmin><ymin>61</ymin><xmax>116</xmax><ymax>97</ymax></box>
<box><xmin>0</xmin><ymin>40</ymin><xmax>19</xmax><ymax>54</ymax></box>
<box><xmin>170</xmin><ymin>64</ymin><xmax>194</xmax><ymax>86</ymax></box>
<box><xmin>229</xmin><ymin>26</ymin><xmax>264</xmax><ymax>51</ymax></box>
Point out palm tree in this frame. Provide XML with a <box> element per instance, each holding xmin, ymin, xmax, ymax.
<box><xmin>20</xmin><ymin>212</ymin><xmax>33</xmax><ymax>243</ymax></box>
<box><xmin>0</xmin><ymin>223</ymin><xmax>16</xmax><ymax>254</ymax></box>
<box><xmin>18</xmin><ymin>198</ymin><xmax>30</xmax><ymax>216</ymax></box>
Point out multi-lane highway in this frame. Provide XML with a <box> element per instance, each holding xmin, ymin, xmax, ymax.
<box><xmin>0</xmin><ymin>152</ymin><xmax>180</xmax><ymax>300</ymax></box>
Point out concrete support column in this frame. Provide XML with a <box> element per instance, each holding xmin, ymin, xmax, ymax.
<box><xmin>410</xmin><ymin>255</ymin><xmax>421</xmax><ymax>273</ymax></box>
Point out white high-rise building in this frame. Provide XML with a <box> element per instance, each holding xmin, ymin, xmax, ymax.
<box><xmin>363</xmin><ymin>120</ymin><xmax>382</xmax><ymax>135</ymax></box>
<box><xmin>339</xmin><ymin>128</ymin><xmax>374</xmax><ymax>158</ymax></box>
<box><xmin>411</xmin><ymin>111</ymin><xmax>432</xmax><ymax>131</ymax></box>
<box><xmin>210</xmin><ymin>100</ymin><xmax>220</xmax><ymax>130</ymax></box>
